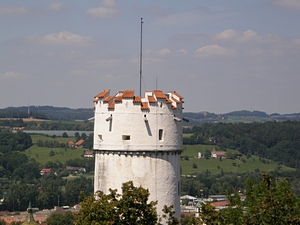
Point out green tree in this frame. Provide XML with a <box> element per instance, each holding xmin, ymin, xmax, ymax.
<box><xmin>196</xmin><ymin>173</ymin><xmax>300</xmax><ymax>225</ymax></box>
<box><xmin>46</xmin><ymin>211</ymin><xmax>75</xmax><ymax>225</ymax></box>
<box><xmin>204</xmin><ymin>149</ymin><xmax>210</xmax><ymax>159</ymax></box>
<box><xmin>74</xmin><ymin>181</ymin><xmax>179</xmax><ymax>225</ymax></box>
<box><xmin>74</xmin><ymin>132</ymin><xmax>81</xmax><ymax>142</ymax></box>
<box><xmin>243</xmin><ymin>173</ymin><xmax>300</xmax><ymax>224</ymax></box>
<box><xmin>81</xmin><ymin>133</ymin><xmax>87</xmax><ymax>140</ymax></box>
<box><xmin>62</xmin><ymin>132</ymin><xmax>69</xmax><ymax>138</ymax></box>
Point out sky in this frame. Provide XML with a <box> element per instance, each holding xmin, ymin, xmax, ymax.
<box><xmin>1</xmin><ymin>0</ymin><xmax>300</xmax><ymax>114</ymax></box>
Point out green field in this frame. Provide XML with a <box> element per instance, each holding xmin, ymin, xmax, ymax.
<box><xmin>25</xmin><ymin>145</ymin><xmax>84</xmax><ymax>165</ymax></box>
<box><xmin>25</xmin><ymin>134</ymin><xmax>84</xmax><ymax>165</ymax></box>
<box><xmin>30</xmin><ymin>134</ymin><xmax>76</xmax><ymax>144</ymax></box>
<box><xmin>181</xmin><ymin>145</ymin><xmax>294</xmax><ymax>175</ymax></box>
<box><xmin>25</xmin><ymin>135</ymin><xmax>295</xmax><ymax>174</ymax></box>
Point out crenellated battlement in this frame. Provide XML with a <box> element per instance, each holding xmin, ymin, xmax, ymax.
<box><xmin>93</xmin><ymin>89</ymin><xmax>184</xmax><ymax>111</ymax></box>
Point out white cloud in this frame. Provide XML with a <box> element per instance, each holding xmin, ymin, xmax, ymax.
<box><xmin>157</xmin><ymin>48</ymin><xmax>171</xmax><ymax>56</ymax></box>
<box><xmin>25</xmin><ymin>31</ymin><xmax>95</xmax><ymax>46</ymax></box>
<box><xmin>86</xmin><ymin>0</ymin><xmax>119</xmax><ymax>18</ymax></box>
<box><xmin>179</xmin><ymin>49</ymin><xmax>188</xmax><ymax>54</ymax></box>
<box><xmin>0</xmin><ymin>71</ymin><xmax>27</xmax><ymax>79</ymax></box>
<box><xmin>0</xmin><ymin>5</ymin><xmax>30</xmax><ymax>16</ymax></box>
<box><xmin>213</xmin><ymin>29</ymin><xmax>283</xmax><ymax>44</ymax></box>
<box><xmin>213</xmin><ymin>29</ymin><xmax>240</xmax><ymax>40</ymax></box>
<box><xmin>272</xmin><ymin>0</ymin><xmax>300</xmax><ymax>10</ymax></box>
<box><xmin>214</xmin><ymin>29</ymin><xmax>259</xmax><ymax>42</ymax></box>
<box><xmin>195</xmin><ymin>44</ymin><xmax>236</xmax><ymax>57</ymax></box>
<box><xmin>48</xmin><ymin>2</ymin><xmax>65</xmax><ymax>11</ymax></box>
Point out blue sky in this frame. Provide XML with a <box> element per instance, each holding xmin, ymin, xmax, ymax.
<box><xmin>1</xmin><ymin>0</ymin><xmax>300</xmax><ymax>114</ymax></box>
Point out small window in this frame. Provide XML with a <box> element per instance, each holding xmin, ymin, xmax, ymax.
<box><xmin>159</xmin><ymin>129</ymin><xmax>163</xmax><ymax>141</ymax></box>
<box><xmin>98</xmin><ymin>134</ymin><xmax>102</xmax><ymax>141</ymax></box>
<box><xmin>122</xmin><ymin>135</ymin><xmax>130</xmax><ymax>140</ymax></box>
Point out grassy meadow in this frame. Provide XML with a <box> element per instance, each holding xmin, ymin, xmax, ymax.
<box><xmin>181</xmin><ymin>144</ymin><xmax>294</xmax><ymax>175</ymax></box>
<box><xmin>25</xmin><ymin>134</ymin><xmax>294</xmax><ymax>174</ymax></box>
<box><xmin>25</xmin><ymin>134</ymin><xmax>84</xmax><ymax>165</ymax></box>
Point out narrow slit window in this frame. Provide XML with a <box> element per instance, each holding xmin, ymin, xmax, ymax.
<box><xmin>98</xmin><ymin>134</ymin><xmax>102</xmax><ymax>141</ymax></box>
<box><xmin>122</xmin><ymin>135</ymin><xmax>130</xmax><ymax>140</ymax></box>
<box><xmin>159</xmin><ymin>129</ymin><xmax>163</xmax><ymax>141</ymax></box>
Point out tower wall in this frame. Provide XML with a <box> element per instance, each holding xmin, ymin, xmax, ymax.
<box><xmin>93</xmin><ymin>89</ymin><xmax>184</xmax><ymax>219</ymax></box>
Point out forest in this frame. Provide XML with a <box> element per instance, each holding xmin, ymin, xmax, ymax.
<box><xmin>0</xmin><ymin>131</ymin><xmax>94</xmax><ymax>212</ymax></box>
<box><xmin>0</xmin><ymin>106</ymin><xmax>93</xmax><ymax>120</ymax></box>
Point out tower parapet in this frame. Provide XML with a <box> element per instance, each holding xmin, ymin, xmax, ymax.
<box><xmin>93</xmin><ymin>89</ymin><xmax>184</xmax><ymax>152</ymax></box>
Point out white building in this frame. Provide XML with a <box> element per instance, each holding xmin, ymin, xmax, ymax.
<box><xmin>93</xmin><ymin>89</ymin><xmax>184</xmax><ymax>220</ymax></box>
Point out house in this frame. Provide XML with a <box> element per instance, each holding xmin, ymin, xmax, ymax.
<box><xmin>75</xmin><ymin>140</ymin><xmax>84</xmax><ymax>148</ymax></box>
<box><xmin>68</xmin><ymin>141</ymin><xmax>75</xmax><ymax>148</ymax></box>
<box><xmin>40</xmin><ymin>168</ymin><xmax>51</xmax><ymax>176</ymax></box>
<box><xmin>83</xmin><ymin>150</ymin><xmax>94</xmax><ymax>158</ymax></box>
<box><xmin>211</xmin><ymin>148</ymin><xmax>226</xmax><ymax>159</ymax></box>
<box><xmin>210</xmin><ymin>200</ymin><xmax>230</xmax><ymax>210</ymax></box>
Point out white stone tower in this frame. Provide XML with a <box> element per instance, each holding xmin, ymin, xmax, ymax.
<box><xmin>93</xmin><ymin>89</ymin><xmax>184</xmax><ymax>219</ymax></box>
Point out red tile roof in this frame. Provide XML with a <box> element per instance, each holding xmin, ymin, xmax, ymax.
<box><xmin>103</xmin><ymin>96</ymin><xmax>113</xmax><ymax>102</ymax></box>
<box><xmin>148</xmin><ymin>95</ymin><xmax>157</xmax><ymax>103</ymax></box>
<box><xmin>114</xmin><ymin>95</ymin><xmax>122</xmax><ymax>102</ymax></box>
<box><xmin>154</xmin><ymin>90</ymin><xmax>167</xmax><ymax>99</ymax></box>
<box><xmin>93</xmin><ymin>89</ymin><xmax>184</xmax><ymax>111</ymax></box>
<box><xmin>123</xmin><ymin>90</ymin><xmax>134</xmax><ymax>98</ymax></box>
<box><xmin>133</xmin><ymin>96</ymin><xmax>141</xmax><ymax>103</ymax></box>
<box><xmin>94</xmin><ymin>90</ymin><xmax>110</xmax><ymax>98</ymax></box>
<box><xmin>211</xmin><ymin>200</ymin><xmax>230</xmax><ymax>207</ymax></box>
<box><xmin>108</xmin><ymin>102</ymin><xmax>115</xmax><ymax>109</ymax></box>
<box><xmin>141</xmin><ymin>102</ymin><xmax>149</xmax><ymax>110</ymax></box>
<box><xmin>75</xmin><ymin>140</ymin><xmax>85</xmax><ymax>146</ymax></box>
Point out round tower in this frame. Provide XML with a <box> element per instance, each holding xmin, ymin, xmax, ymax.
<box><xmin>93</xmin><ymin>89</ymin><xmax>184</xmax><ymax>219</ymax></box>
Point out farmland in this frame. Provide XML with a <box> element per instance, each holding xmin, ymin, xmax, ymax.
<box><xmin>24</xmin><ymin>134</ymin><xmax>294</xmax><ymax>174</ymax></box>
<box><xmin>180</xmin><ymin>144</ymin><xmax>294</xmax><ymax>175</ymax></box>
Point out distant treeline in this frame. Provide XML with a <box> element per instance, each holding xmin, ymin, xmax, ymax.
<box><xmin>0</xmin><ymin>106</ymin><xmax>94</xmax><ymax>120</ymax></box>
<box><xmin>184</xmin><ymin>121</ymin><xmax>300</xmax><ymax>168</ymax></box>
<box><xmin>1</xmin><ymin>106</ymin><xmax>300</xmax><ymax>122</ymax></box>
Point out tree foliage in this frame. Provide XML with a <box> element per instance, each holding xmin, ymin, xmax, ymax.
<box><xmin>190</xmin><ymin>173</ymin><xmax>300</xmax><ymax>225</ymax></box>
<box><xmin>46</xmin><ymin>211</ymin><xmax>75</xmax><ymax>225</ymax></box>
<box><xmin>74</xmin><ymin>181</ymin><xmax>179</xmax><ymax>225</ymax></box>
<box><xmin>0</xmin><ymin>131</ymin><xmax>32</xmax><ymax>153</ymax></box>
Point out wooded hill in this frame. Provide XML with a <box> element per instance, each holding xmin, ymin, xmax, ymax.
<box><xmin>0</xmin><ymin>106</ymin><xmax>93</xmax><ymax>120</ymax></box>
<box><xmin>0</xmin><ymin>106</ymin><xmax>299</xmax><ymax>123</ymax></box>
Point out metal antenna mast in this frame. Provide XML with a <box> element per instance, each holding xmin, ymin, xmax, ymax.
<box><xmin>139</xmin><ymin>18</ymin><xmax>143</xmax><ymax>96</ymax></box>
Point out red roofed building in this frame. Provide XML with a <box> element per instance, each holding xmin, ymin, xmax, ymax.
<box><xmin>211</xmin><ymin>148</ymin><xmax>226</xmax><ymax>159</ymax></box>
<box><xmin>40</xmin><ymin>168</ymin><xmax>51</xmax><ymax>176</ymax></box>
<box><xmin>75</xmin><ymin>140</ymin><xmax>84</xmax><ymax>148</ymax></box>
